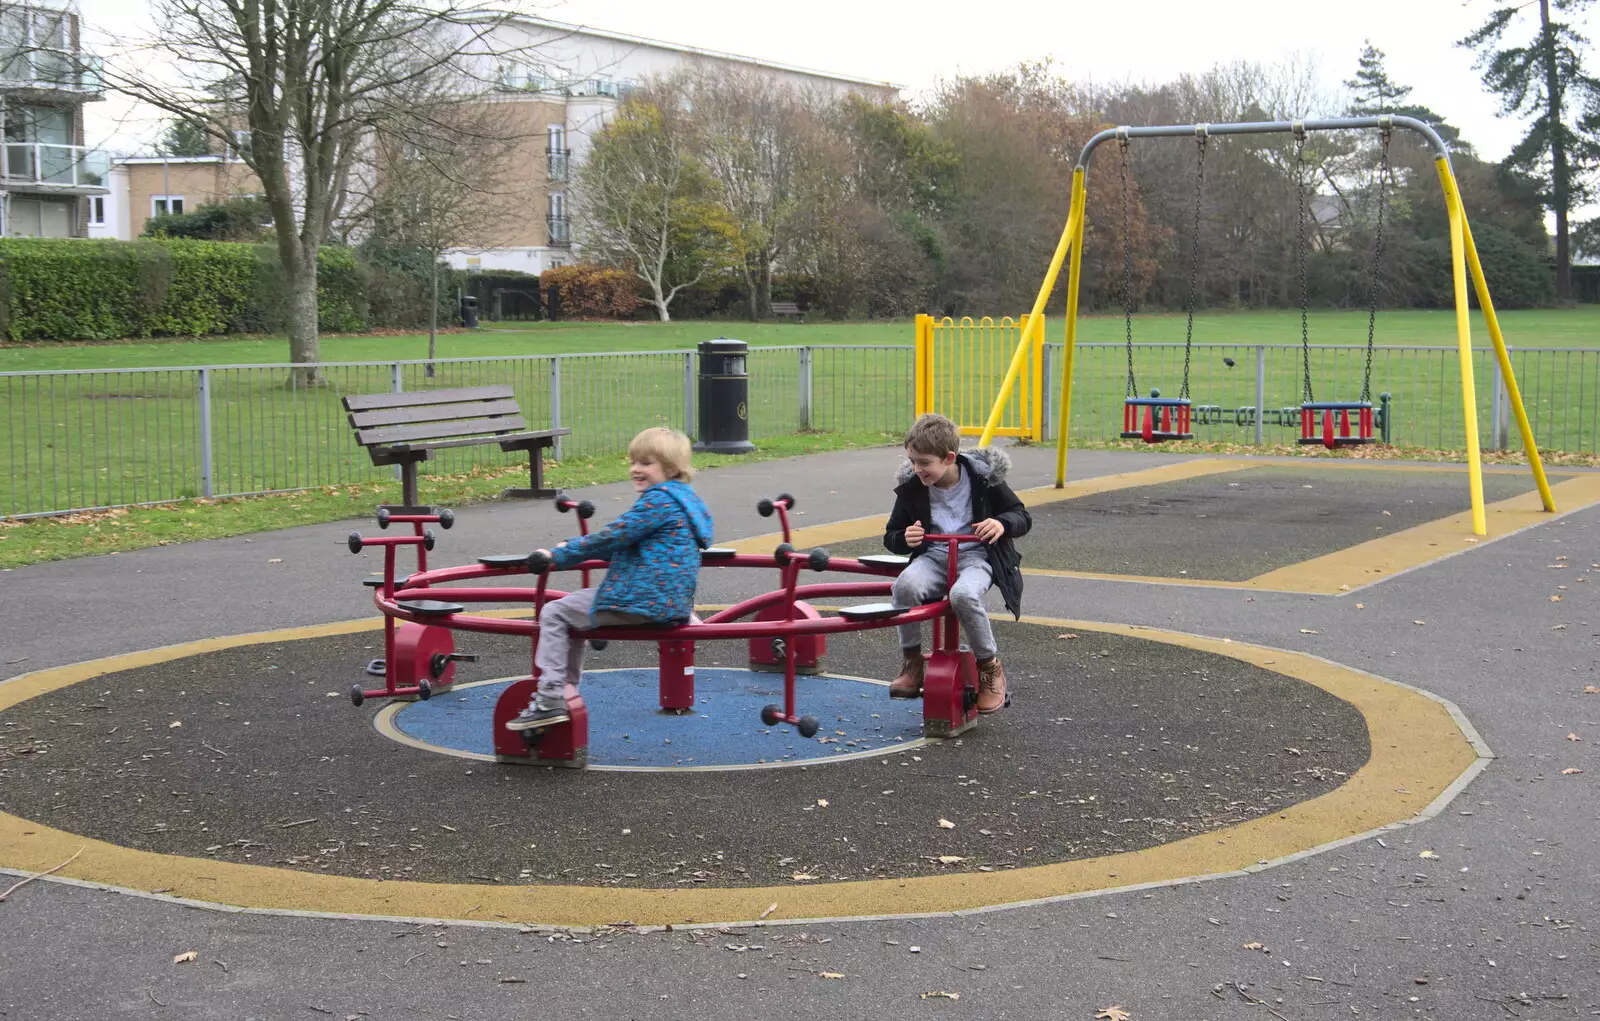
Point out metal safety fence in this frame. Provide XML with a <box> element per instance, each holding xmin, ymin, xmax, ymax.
<box><xmin>3</xmin><ymin>342</ymin><xmax>1595</xmax><ymax>519</ymax></box>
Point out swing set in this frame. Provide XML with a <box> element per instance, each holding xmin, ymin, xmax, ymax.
<box><xmin>975</xmin><ymin>115</ymin><xmax>1556</xmax><ymax>536</ymax></box>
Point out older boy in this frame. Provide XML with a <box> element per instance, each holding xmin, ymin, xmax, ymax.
<box><xmin>882</xmin><ymin>413</ymin><xmax>1031</xmax><ymax>713</ymax></box>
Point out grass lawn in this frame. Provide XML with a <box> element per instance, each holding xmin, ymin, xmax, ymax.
<box><xmin>0</xmin><ymin>430</ymin><xmax>899</xmax><ymax>569</ymax></box>
<box><xmin>4</xmin><ymin>307</ymin><xmax>1598</xmax><ymax>372</ymax></box>
<box><xmin>3</xmin><ymin>307</ymin><xmax>1597</xmax><ymax>520</ymax></box>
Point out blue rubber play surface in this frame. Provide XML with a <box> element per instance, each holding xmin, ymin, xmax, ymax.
<box><xmin>385</xmin><ymin>668</ymin><xmax>929</xmax><ymax>769</ymax></box>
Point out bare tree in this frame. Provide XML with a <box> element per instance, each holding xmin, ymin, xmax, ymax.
<box><xmin>352</xmin><ymin>100</ymin><xmax>533</xmax><ymax>374</ymax></box>
<box><xmin>99</xmin><ymin>0</ymin><xmax>536</xmax><ymax>382</ymax></box>
<box><xmin>573</xmin><ymin>91</ymin><xmax>737</xmax><ymax>321</ymax></box>
<box><xmin>688</xmin><ymin>68</ymin><xmax>813</xmax><ymax>319</ymax></box>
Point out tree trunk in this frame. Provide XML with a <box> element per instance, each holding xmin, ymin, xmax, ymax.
<box><xmin>756</xmin><ymin>258</ymin><xmax>773</xmax><ymax>320</ymax></box>
<box><xmin>283</xmin><ymin>243</ymin><xmax>321</xmax><ymax>387</ymax></box>
<box><xmin>1540</xmin><ymin>0</ymin><xmax>1573</xmax><ymax>300</ymax></box>
<box><xmin>426</xmin><ymin>258</ymin><xmax>439</xmax><ymax>378</ymax></box>
<box><xmin>742</xmin><ymin>256</ymin><xmax>760</xmax><ymax>321</ymax></box>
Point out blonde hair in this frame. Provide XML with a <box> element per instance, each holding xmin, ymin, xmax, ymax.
<box><xmin>903</xmin><ymin>413</ymin><xmax>960</xmax><ymax>458</ymax></box>
<box><xmin>629</xmin><ymin>426</ymin><xmax>694</xmax><ymax>481</ymax></box>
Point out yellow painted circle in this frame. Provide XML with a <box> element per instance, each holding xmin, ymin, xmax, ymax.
<box><xmin>0</xmin><ymin>615</ymin><xmax>1485</xmax><ymax>929</ymax></box>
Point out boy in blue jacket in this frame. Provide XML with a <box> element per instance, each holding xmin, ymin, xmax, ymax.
<box><xmin>507</xmin><ymin>427</ymin><xmax>714</xmax><ymax>731</ymax></box>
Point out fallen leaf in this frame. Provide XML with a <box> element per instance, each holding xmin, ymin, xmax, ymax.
<box><xmin>1096</xmin><ymin>1007</ymin><xmax>1131</xmax><ymax>1021</ymax></box>
<box><xmin>1339</xmin><ymin>584</ymin><xmax>1351</xmax><ymax>591</ymax></box>
<box><xmin>791</xmin><ymin>873</ymin><xmax>818</xmax><ymax>881</ymax></box>
<box><xmin>1413</xmin><ymin>620</ymin><xmax>1426</xmax><ymax>626</ymax></box>
<box><xmin>759</xmin><ymin>903</ymin><xmax>777</xmax><ymax>919</ymax></box>
<box><xmin>1242</xmin><ymin>942</ymin><xmax>1266</xmax><ymax>951</ymax></box>
<box><xmin>816</xmin><ymin>799</ymin><xmax>828</xmax><ymax>808</ymax></box>
<box><xmin>818</xmin><ymin>971</ymin><xmax>844</xmax><ymax>980</ymax></box>
<box><xmin>1056</xmin><ymin>633</ymin><xmax>1080</xmax><ymax>640</ymax></box>
<box><xmin>168</xmin><ymin>721</ymin><xmax>182</xmax><ymax>729</ymax></box>
<box><xmin>938</xmin><ymin>818</ymin><xmax>956</xmax><ymax>829</ymax></box>
<box><xmin>921</xmin><ymin>991</ymin><xmax>961</xmax><ymax>1000</ymax></box>
<box><xmin>1567</xmin><ymin>732</ymin><xmax>1581</xmax><ymax>742</ymax></box>
<box><xmin>1583</xmin><ymin>686</ymin><xmax>1600</xmax><ymax>695</ymax></box>
<box><xmin>1561</xmin><ymin>768</ymin><xmax>1584</xmax><ymax>775</ymax></box>
<box><xmin>1355</xmin><ymin>603</ymin><xmax>1365</xmax><ymax>610</ymax></box>
<box><xmin>1299</xmin><ymin>628</ymin><xmax>1320</xmax><ymax>635</ymax></box>
<box><xmin>936</xmin><ymin>855</ymin><xmax>966</xmax><ymax>864</ymax></box>
<box><xmin>173</xmin><ymin>951</ymin><xmax>197</xmax><ymax>964</ymax></box>
<box><xmin>267</xmin><ymin>558</ymin><xmax>283</xmax><ymax>564</ymax></box>
<box><xmin>1551</xmin><ymin>595</ymin><xmax>1563</xmax><ymax>602</ymax></box>
<box><xmin>1419</xmin><ymin>850</ymin><xmax>1440</xmax><ymax>860</ymax></box>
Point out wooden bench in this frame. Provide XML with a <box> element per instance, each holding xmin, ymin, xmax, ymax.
<box><xmin>343</xmin><ymin>385</ymin><xmax>570</xmax><ymax>512</ymax></box>
<box><xmin>771</xmin><ymin>301</ymin><xmax>806</xmax><ymax>322</ymax></box>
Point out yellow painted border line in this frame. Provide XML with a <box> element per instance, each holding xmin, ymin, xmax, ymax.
<box><xmin>730</xmin><ymin>459</ymin><xmax>1598</xmax><ymax>596</ymax></box>
<box><xmin>0</xmin><ymin>613</ymin><xmax>1485</xmax><ymax>929</ymax></box>
<box><xmin>725</xmin><ymin>458</ymin><xmax>1255</xmax><ymax>553</ymax></box>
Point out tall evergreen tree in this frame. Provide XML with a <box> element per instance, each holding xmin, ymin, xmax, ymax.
<box><xmin>1459</xmin><ymin>0</ymin><xmax>1600</xmax><ymax>299</ymax></box>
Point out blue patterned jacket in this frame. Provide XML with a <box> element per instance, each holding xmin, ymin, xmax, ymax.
<box><xmin>550</xmin><ymin>480</ymin><xmax>714</xmax><ymax>622</ymax></box>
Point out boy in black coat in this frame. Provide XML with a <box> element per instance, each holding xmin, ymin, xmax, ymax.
<box><xmin>883</xmin><ymin>413</ymin><xmax>1031</xmax><ymax>712</ymax></box>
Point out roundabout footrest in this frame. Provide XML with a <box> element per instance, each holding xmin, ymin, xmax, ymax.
<box><xmin>858</xmin><ymin>555</ymin><xmax>910</xmax><ymax>570</ymax></box>
<box><xmin>477</xmin><ymin>554</ymin><xmax>530</xmax><ymax>569</ymax></box>
<box><xmin>397</xmin><ymin>600</ymin><xmax>465</xmax><ymax>617</ymax></box>
<box><xmin>838</xmin><ymin>602</ymin><xmax>902</xmax><ymax>621</ymax></box>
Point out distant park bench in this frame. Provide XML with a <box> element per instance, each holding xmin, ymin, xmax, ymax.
<box><xmin>771</xmin><ymin>301</ymin><xmax>806</xmax><ymax>322</ymax></box>
<box><xmin>343</xmin><ymin>384</ymin><xmax>569</xmax><ymax>511</ymax></box>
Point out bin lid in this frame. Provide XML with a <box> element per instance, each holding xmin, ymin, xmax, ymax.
<box><xmin>699</xmin><ymin>337</ymin><xmax>748</xmax><ymax>354</ymax></box>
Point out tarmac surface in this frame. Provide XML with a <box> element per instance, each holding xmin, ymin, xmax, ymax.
<box><xmin>2</xmin><ymin>444</ymin><xmax>1598</xmax><ymax>1020</ymax></box>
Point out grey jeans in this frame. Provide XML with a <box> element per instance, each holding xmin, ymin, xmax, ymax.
<box><xmin>891</xmin><ymin>549</ymin><xmax>996</xmax><ymax>661</ymax></box>
<box><xmin>532</xmin><ymin>587</ymin><xmax>648</xmax><ymax>707</ymax></box>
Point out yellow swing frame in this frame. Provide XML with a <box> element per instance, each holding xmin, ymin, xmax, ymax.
<box><xmin>972</xmin><ymin>116</ymin><xmax>1554</xmax><ymax>536</ymax></box>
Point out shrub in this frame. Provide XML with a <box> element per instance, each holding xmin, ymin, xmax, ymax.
<box><xmin>0</xmin><ymin>237</ymin><xmax>379</xmax><ymax>340</ymax></box>
<box><xmin>540</xmin><ymin>263</ymin><xmax>639</xmax><ymax>318</ymax></box>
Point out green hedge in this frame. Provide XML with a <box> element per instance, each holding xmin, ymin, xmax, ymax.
<box><xmin>0</xmin><ymin>237</ymin><xmax>373</xmax><ymax>341</ymax></box>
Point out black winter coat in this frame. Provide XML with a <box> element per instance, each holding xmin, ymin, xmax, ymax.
<box><xmin>883</xmin><ymin>447</ymin><xmax>1032</xmax><ymax>618</ymax></box>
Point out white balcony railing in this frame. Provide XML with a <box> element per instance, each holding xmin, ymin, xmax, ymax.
<box><xmin>2</xmin><ymin>142</ymin><xmax>110</xmax><ymax>189</ymax></box>
<box><xmin>0</xmin><ymin>49</ymin><xmax>104</xmax><ymax>93</ymax></box>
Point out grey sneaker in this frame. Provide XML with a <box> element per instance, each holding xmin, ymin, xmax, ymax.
<box><xmin>505</xmin><ymin>703</ymin><xmax>571</xmax><ymax>731</ymax></box>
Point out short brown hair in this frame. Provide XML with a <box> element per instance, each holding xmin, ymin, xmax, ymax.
<box><xmin>903</xmin><ymin>413</ymin><xmax>960</xmax><ymax>457</ymax></box>
<box><xmin>629</xmin><ymin>427</ymin><xmax>694</xmax><ymax>481</ymax></box>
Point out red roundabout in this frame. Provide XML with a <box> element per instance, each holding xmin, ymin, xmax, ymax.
<box><xmin>347</xmin><ymin>495</ymin><xmax>985</xmax><ymax>769</ymax></box>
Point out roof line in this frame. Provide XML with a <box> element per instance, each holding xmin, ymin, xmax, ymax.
<box><xmin>508</xmin><ymin>15</ymin><xmax>902</xmax><ymax>92</ymax></box>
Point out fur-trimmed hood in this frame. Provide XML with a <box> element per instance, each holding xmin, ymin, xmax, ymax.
<box><xmin>896</xmin><ymin>445</ymin><xmax>1012</xmax><ymax>487</ymax></box>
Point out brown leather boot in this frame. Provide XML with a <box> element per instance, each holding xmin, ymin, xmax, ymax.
<box><xmin>889</xmin><ymin>650</ymin><xmax>925</xmax><ymax>699</ymax></box>
<box><xmin>976</xmin><ymin>657</ymin><xmax>1009</xmax><ymax>713</ymax></box>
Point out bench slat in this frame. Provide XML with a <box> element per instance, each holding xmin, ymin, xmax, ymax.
<box><xmin>349</xmin><ymin>399</ymin><xmax>523</xmax><ymax>429</ymax></box>
<box><xmin>366</xmin><ymin>430</ymin><xmax>565</xmax><ymax>464</ymax></box>
<box><xmin>356</xmin><ymin>414</ymin><xmax>530</xmax><ymax>447</ymax></box>
<box><xmin>342</xmin><ymin>385</ymin><xmax>515</xmax><ymax>412</ymax></box>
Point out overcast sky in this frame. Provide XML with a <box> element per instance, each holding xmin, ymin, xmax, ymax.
<box><xmin>79</xmin><ymin>0</ymin><xmax>1590</xmax><ymax>164</ymax></box>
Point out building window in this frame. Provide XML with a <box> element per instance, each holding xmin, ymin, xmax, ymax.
<box><xmin>88</xmin><ymin>196</ymin><xmax>105</xmax><ymax>225</ymax></box>
<box><xmin>547</xmin><ymin>192</ymin><xmax>570</xmax><ymax>247</ymax></box>
<box><xmin>152</xmin><ymin>195</ymin><xmax>185</xmax><ymax>216</ymax></box>
<box><xmin>547</xmin><ymin>125</ymin><xmax>569</xmax><ymax>182</ymax></box>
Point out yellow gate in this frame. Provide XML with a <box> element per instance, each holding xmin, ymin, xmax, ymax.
<box><xmin>914</xmin><ymin>314</ymin><xmax>1044</xmax><ymax>440</ymax></box>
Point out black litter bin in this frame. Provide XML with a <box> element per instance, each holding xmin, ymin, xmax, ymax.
<box><xmin>694</xmin><ymin>338</ymin><xmax>755</xmax><ymax>454</ymax></box>
<box><xmin>459</xmin><ymin>295</ymin><xmax>479</xmax><ymax>329</ymax></box>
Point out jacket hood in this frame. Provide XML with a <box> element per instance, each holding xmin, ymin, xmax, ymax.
<box><xmin>657</xmin><ymin>479</ymin><xmax>715</xmax><ymax>548</ymax></box>
<box><xmin>895</xmin><ymin>446</ymin><xmax>1012</xmax><ymax>487</ymax></box>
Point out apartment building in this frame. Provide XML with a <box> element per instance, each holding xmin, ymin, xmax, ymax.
<box><xmin>71</xmin><ymin>15</ymin><xmax>898</xmax><ymax>268</ymax></box>
<box><xmin>89</xmin><ymin>154</ymin><xmax>262</xmax><ymax>240</ymax></box>
<box><xmin>0</xmin><ymin>0</ymin><xmax>110</xmax><ymax>236</ymax></box>
<box><xmin>449</xmin><ymin>17</ymin><xmax>900</xmax><ymax>275</ymax></box>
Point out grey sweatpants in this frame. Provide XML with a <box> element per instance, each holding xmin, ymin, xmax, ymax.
<box><xmin>532</xmin><ymin>588</ymin><xmax>645</xmax><ymax>707</ymax></box>
<box><xmin>890</xmin><ymin>549</ymin><xmax>997</xmax><ymax>661</ymax></box>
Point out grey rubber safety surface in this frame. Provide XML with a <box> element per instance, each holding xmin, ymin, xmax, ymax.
<box><xmin>0</xmin><ymin>621</ymin><xmax>1368</xmax><ymax>888</ymax></box>
<box><xmin>828</xmin><ymin>467</ymin><xmax>1538</xmax><ymax>581</ymax></box>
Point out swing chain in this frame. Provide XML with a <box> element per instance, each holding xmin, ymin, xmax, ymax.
<box><xmin>1361</xmin><ymin>128</ymin><xmax>1392</xmax><ymax>404</ymax></box>
<box><xmin>1296</xmin><ymin>128</ymin><xmax>1314</xmax><ymax>405</ymax></box>
<box><xmin>1119</xmin><ymin>137</ymin><xmax>1137</xmax><ymax>398</ymax></box>
<box><xmin>1182</xmin><ymin>132</ymin><xmax>1207</xmax><ymax>401</ymax></box>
